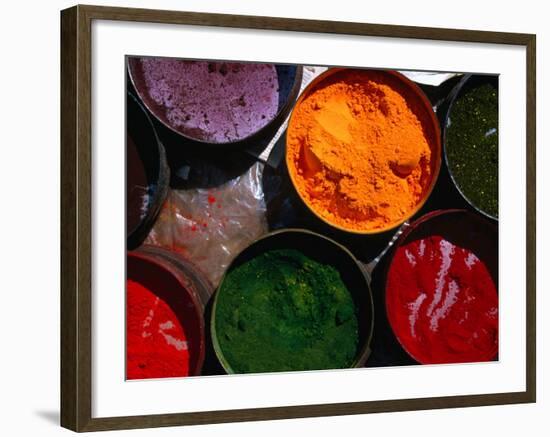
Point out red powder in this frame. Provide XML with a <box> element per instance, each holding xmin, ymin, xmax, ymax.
<box><xmin>207</xmin><ymin>195</ymin><xmax>216</xmax><ymax>204</ymax></box>
<box><xmin>126</xmin><ymin>279</ymin><xmax>190</xmax><ymax>379</ymax></box>
<box><xmin>386</xmin><ymin>235</ymin><xmax>498</xmax><ymax>364</ymax></box>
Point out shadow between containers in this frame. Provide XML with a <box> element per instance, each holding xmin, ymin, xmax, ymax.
<box><xmin>126</xmin><ymin>92</ymin><xmax>170</xmax><ymax>250</ymax></box>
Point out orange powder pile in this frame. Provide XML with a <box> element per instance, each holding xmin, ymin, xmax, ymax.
<box><xmin>287</xmin><ymin>69</ymin><xmax>438</xmax><ymax>232</ymax></box>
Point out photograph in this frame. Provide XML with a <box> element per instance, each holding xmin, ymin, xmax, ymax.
<box><xmin>57</xmin><ymin>4</ymin><xmax>536</xmax><ymax>431</ymax></box>
<box><xmin>125</xmin><ymin>57</ymin><xmax>499</xmax><ymax>379</ymax></box>
<box><xmin>1</xmin><ymin>0</ymin><xmax>544</xmax><ymax>435</ymax></box>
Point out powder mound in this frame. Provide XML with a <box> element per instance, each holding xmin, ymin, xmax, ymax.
<box><xmin>126</xmin><ymin>279</ymin><xmax>190</xmax><ymax>379</ymax></box>
<box><xmin>215</xmin><ymin>249</ymin><xmax>359</xmax><ymax>373</ymax></box>
<box><xmin>139</xmin><ymin>59</ymin><xmax>280</xmax><ymax>143</ymax></box>
<box><xmin>386</xmin><ymin>235</ymin><xmax>498</xmax><ymax>364</ymax></box>
<box><xmin>287</xmin><ymin>70</ymin><xmax>437</xmax><ymax>232</ymax></box>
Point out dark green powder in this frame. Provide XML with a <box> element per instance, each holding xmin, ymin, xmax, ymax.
<box><xmin>446</xmin><ymin>82</ymin><xmax>498</xmax><ymax>217</ymax></box>
<box><xmin>214</xmin><ymin>249</ymin><xmax>359</xmax><ymax>373</ymax></box>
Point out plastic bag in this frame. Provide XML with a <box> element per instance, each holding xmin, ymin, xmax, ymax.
<box><xmin>145</xmin><ymin>162</ymin><xmax>268</xmax><ymax>289</ymax></box>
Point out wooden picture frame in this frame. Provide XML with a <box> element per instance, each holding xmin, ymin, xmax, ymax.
<box><xmin>60</xmin><ymin>4</ymin><xmax>536</xmax><ymax>432</ymax></box>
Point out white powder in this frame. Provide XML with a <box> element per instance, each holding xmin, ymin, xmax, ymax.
<box><xmin>430</xmin><ymin>279</ymin><xmax>460</xmax><ymax>331</ymax></box>
<box><xmin>142</xmin><ymin>298</ymin><xmax>159</xmax><ymax>329</ymax></box>
<box><xmin>418</xmin><ymin>239</ymin><xmax>426</xmax><ymax>257</ymax></box>
<box><xmin>405</xmin><ymin>249</ymin><xmax>417</xmax><ymax>266</ymax></box>
<box><xmin>140</xmin><ymin>192</ymin><xmax>150</xmax><ymax>220</ymax></box>
<box><xmin>158</xmin><ymin>331</ymin><xmax>188</xmax><ymax>351</ymax></box>
<box><xmin>426</xmin><ymin>239</ymin><xmax>456</xmax><ymax>317</ymax></box>
<box><xmin>159</xmin><ymin>320</ymin><xmax>175</xmax><ymax>330</ymax></box>
<box><xmin>157</xmin><ymin>319</ymin><xmax>188</xmax><ymax>351</ymax></box>
<box><xmin>408</xmin><ymin>293</ymin><xmax>427</xmax><ymax>338</ymax></box>
<box><xmin>464</xmin><ymin>252</ymin><xmax>479</xmax><ymax>270</ymax></box>
<box><xmin>459</xmin><ymin>311</ymin><xmax>469</xmax><ymax>325</ymax></box>
<box><xmin>465</xmin><ymin>252</ymin><xmax>479</xmax><ymax>269</ymax></box>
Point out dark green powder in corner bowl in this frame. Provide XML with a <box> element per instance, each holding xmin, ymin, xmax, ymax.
<box><xmin>214</xmin><ymin>249</ymin><xmax>359</xmax><ymax>373</ymax></box>
<box><xmin>446</xmin><ymin>81</ymin><xmax>498</xmax><ymax>218</ymax></box>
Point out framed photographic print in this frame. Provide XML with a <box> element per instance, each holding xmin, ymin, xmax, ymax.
<box><xmin>60</xmin><ymin>4</ymin><xmax>536</xmax><ymax>432</ymax></box>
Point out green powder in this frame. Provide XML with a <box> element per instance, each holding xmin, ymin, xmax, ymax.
<box><xmin>446</xmin><ymin>82</ymin><xmax>498</xmax><ymax>218</ymax></box>
<box><xmin>214</xmin><ymin>249</ymin><xmax>359</xmax><ymax>373</ymax></box>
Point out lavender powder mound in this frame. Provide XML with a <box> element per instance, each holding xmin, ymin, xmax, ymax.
<box><xmin>139</xmin><ymin>59</ymin><xmax>280</xmax><ymax>143</ymax></box>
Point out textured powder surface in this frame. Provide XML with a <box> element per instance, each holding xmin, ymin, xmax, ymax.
<box><xmin>126</xmin><ymin>279</ymin><xmax>190</xmax><ymax>379</ymax></box>
<box><xmin>287</xmin><ymin>70</ymin><xmax>437</xmax><ymax>232</ymax></box>
<box><xmin>446</xmin><ymin>83</ymin><xmax>498</xmax><ymax>218</ymax></box>
<box><xmin>386</xmin><ymin>235</ymin><xmax>498</xmax><ymax>364</ymax></box>
<box><xmin>139</xmin><ymin>59</ymin><xmax>280</xmax><ymax>143</ymax></box>
<box><xmin>215</xmin><ymin>249</ymin><xmax>359</xmax><ymax>373</ymax></box>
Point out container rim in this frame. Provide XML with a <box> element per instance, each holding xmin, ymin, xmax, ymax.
<box><xmin>126</xmin><ymin>92</ymin><xmax>170</xmax><ymax>249</ymax></box>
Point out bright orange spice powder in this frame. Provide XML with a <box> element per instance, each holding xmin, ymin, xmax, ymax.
<box><xmin>286</xmin><ymin>69</ymin><xmax>439</xmax><ymax>232</ymax></box>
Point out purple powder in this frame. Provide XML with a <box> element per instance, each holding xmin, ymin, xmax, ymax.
<box><xmin>139</xmin><ymin>59</ymin><xmax>280</xmax><ymax>143</ymax></box>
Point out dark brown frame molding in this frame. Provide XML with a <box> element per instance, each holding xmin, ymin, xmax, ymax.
<box><xmin>60</xmin><ymin>4</ymin><xmax>536</xmax><ymax>432</ymax></box>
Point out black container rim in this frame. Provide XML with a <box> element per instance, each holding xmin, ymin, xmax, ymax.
<box><xmin>137</xmin><ymin>244</ymin><xmax>214</xmax><ymax>308</ymax></box>
<box><xmin>126</xmin><ymin>91</ymin><xmax>170</xmax><ymax>249</ymax></box>
<box><xmin>442</xmin><ymin>73</ymin><xmax>499</xmax><ymax>221</ymax></box>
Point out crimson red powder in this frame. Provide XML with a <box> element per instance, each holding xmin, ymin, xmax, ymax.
<box><xmin>386</xmin><ymin>235</ymin><xmax>498</xmax><ymax>364</ymax></box>
<box><xmin>127</xmin><ymin>279</ymin><xmax>190</xmax><ymax>379</ymax></box>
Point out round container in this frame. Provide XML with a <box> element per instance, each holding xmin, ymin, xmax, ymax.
<box><xmin>127</xmin><ymin>92</ymin><xmax>170</xmax><ymax>249</ymax></box>
<box><xmin>210</xmin><ymin>228</ymin><xmax>374</xmax><ymax>374</ymax></box>
<box><xmin>128</xmin><ymin>58</ymin><xmax>303</xmax><ymax>146</ymax></box>
<box><xmin>384</xmin><ymin>209</ymin><xmax>498</xmax><ymax>364</ymax></box>
<box><xmin>137</xmin><ymin>245</ymin><xmax>214</xmax><ymax>306</ymax></box>
<box><xmin>127</xmin><ymin>247</ymin><xmax>210</xmax><ymax>378</ymax></box>
<box><xmin>286</xmin><ymin>68</ymin><xmax>441</xmax><ymax>235</ymax></box>
<box><xmin>443</xmin><ymin>74</ymin><xmax>499</xmax><ymax>220</ymax></box>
